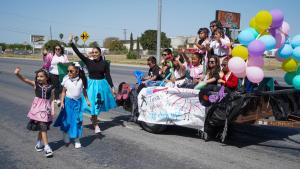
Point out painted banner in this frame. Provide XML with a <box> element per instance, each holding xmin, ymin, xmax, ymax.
<box><xmin>138</xmin><ymin>87</ymin><xmax>206</xmax><ymax>131</ymax></box>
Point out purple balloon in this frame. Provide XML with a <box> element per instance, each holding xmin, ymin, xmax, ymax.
<box><xmin>269</xmin><ymin>28</ymin><xmax>277</xmax><ymax>37</ymax></box>
<box><xmin>248</xmin><ymin>40</ymin><xmax>266</xmax><ymax>57</ymax></box>
<box><xmin>248</xmin><ymin>56</ymin><xmax>264</xmax><ymax>68</ymax></box>
<box><xmin>270</xmin><ymin>9</ymin><xmax>284</xmax><ymax>29</ymax></box>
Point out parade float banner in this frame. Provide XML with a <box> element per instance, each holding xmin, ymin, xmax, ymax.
<box><xmin>138</xmin><ymin>87</ymin><xmax>206</xmax><ymax>131</ymax></box>
<box><xmin>216</xmin><ymin>10</ymin><xmax>240</xmax><ymax>29</ymax></box>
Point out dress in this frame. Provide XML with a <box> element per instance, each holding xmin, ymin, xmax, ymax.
<box><xmin>27</xmin><ymin>82</ymin><xmax>54</xmax><ymax>131</ymax></box>
<box><xmin>71</xmin><ymin>43</ymin><xmax>116</xmax><ymax>116</ymax></box>
<box><xmin>54</xmin><ymin>76</ymin><xmax>84</xmax><ymax>139</ymax></box>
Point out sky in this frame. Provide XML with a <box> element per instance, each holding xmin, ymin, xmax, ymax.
<box><xmin>0</xmin><ymin>0</ymin><xmax>299</xmax><ymax>45</ymax></box>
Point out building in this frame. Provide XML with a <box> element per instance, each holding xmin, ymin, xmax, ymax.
<box><xmin>170</xmin><ymin>36</ymin><xmax>198</xmax><ymax>49</ymax></box>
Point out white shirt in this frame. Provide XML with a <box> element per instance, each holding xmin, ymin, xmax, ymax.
<box><xmin>210</xmin><ymin>36</ymin><xmax>230</xmax><ymax>57</ymax></box>
<box><xmin>61</xmin><ymin>76</ymin><xmax>83</xmax><ymax>100</ymax></box>
<box><xmin>49</xmin><ymin>54</ymin><xmax>69</xmax><ymax>75</ymax></box>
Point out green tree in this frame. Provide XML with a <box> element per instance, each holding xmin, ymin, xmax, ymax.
<box><xmin>59</xmin><ymin>33</ymin><xmax>64</xmax><ymax>42</ymax></box>
<box><xmin>136</xmin><ymin>37</ymin><xmax>141</xmax><ymax>58</ymax></box>
<box><xmin>109</xmin><ymin>40</ymin><xmax>126</xmax><ymax>51</ymax></box>
<box><xmin>74</xmin><ymin>36</ymin><xmax>79</xmax><ymax>45</ymax></box>
<box><xmin>140</xmin><ymin>30</ymin><xmax>171</xmax><ymax>50</ymax></box>
<box><xmin>43</xmin><ymin>40</ymin><xmax>64</xmax><ymax>51</ymax></box>
<box><xmin>129</xmin><ymin>32</ymin><xmax>134</xmax><ymax>51</ymax></box>
<box><xmin>89</xmin><ymin>41</ymin><xmax>100</xmax><ymax>48</ymax></box>
<box><xmin>103</xmin><ymin>37</ymin><xmax>119</xmax><ymax>48</ymax></box>
<box><xmin>0</xmin><ymin>43</ymin><xmax>8</xmax><ymax>51</ymax></box>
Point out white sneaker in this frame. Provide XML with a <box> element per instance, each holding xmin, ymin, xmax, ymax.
<box><xmin>44</xmin><ymin>147</ymin><xmax>53</xmax><ymax>157</ymax></box>
<box><xmin>74</xmin><ymin>142</ymin><xmax>81</xmax><ymax>149</ymax></box>
<box><xmin>95</xmin><ymin>125</ymin><xmax>101</xmax><ymax>134</ymax></box>
<box><xmin>63</xmin><ymin>132</ymin><xmax>70</xmax><ymax>144</ymax></box>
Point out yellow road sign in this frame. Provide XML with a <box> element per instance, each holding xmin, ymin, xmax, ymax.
<box><xmin>80</xmin><ymin>31</ymin><xmax>89</xmax><ymax>42</ymax></box>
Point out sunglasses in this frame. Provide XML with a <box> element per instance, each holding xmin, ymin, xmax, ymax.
<box><xmin>67</xmin><ymin>70</ymin><xmax>75</xmax><ymax>73</ymax></box>
<box><xmin>210</xmin><ymin>25</ymin><xmax>217</xmax><ymax>27</ymax></box>
<box><xmin>55</xmin><ymin>48</ymin><xmax>61</xmax><ymax>51</ymax></box>
<box><xmin>209</xmin><ymin>61</ymin><xmax>215</xmax><ymax>64</ymax></box>
<box><xmin>162</xmin><ymin>53</ymin><xmax>167</xmax><ymax>56</ymax></box>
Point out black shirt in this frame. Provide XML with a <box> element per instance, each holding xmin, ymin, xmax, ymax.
<box><xmin>71</xmin><ymin>43</ymin><xmax>114</xmax><ymax>87</ymax></box>
<box><xmin>148</xmin><ymin>65</ymin><xmax>162</xmax><ymax>81</ymax></box>
<box><xmin>35</xmin><ymin>82</ymin><xmax>54</xmax><ymax>99</ymax></box>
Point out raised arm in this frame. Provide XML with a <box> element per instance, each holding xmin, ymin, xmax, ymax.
<box><xmin>69</xmin><ymin>35</ymin><xmax>89</xmax><ymax>63</ymax></box>
<box><xmin>14</xmin><ymin>67</ymin><xmax>35</xmax><ymax>87</ymax></box>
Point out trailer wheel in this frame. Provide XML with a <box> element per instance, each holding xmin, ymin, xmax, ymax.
<box><xmin>140</xmin><ymin>122</ymin><xmax>167</xmax><ymax>134</ymax></box>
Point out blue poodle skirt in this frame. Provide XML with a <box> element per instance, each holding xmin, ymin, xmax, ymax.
<box><xmin>82</xmin><ymin>78</ymin><xmax>117</xmax><ymax>116</ymax></box>
<box><xmin>54</xmin><ymin>96</ymin><xmax>83</xmax><ymax>139</ymax></box>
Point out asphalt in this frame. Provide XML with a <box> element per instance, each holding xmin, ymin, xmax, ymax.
<box><xmin>0</xmin><ymin>57</ymin><xmax>299</xmax><ymax>169</ymax></box>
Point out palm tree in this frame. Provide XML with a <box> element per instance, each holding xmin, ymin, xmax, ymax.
<box><xmin>74</xmin><ymin>36</ymin><xmax>79</xmax><ymax>45</ymax></box>
<box><xmin>59</xmin><ymin>33</ymin><xmax>64</xmax><ymax>42</ymax></box>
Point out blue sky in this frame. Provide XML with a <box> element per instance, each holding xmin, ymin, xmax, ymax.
<box><xmin>0</xmin><ymin>0</ymin><xmax>299</xmax><ymax>45</ymax></box>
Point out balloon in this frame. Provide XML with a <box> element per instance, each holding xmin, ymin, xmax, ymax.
<box><xmin>275</xmin><ymin>51</ymin><xmax>284</xmax><ymax>62</ymax></box>
<box><xmin>232</xmin><ymin>45</ymin><xmax>249</xmax><ymax>60</ymax></box>
<box><xmin>275</xmin><ymin>30</ymin><xmax>286</xmax><ymax>48</ymax></box>
<box><xmin>249</xmin><ymin>17</ymin><xmax>256</xmax><ymax>28</ymax></box>
<box><xmin>247</xmin><ymin>56</ymin><xmax>264</xmax><ymax>68</ymax></box>
<box><xmin>284</xmin><ymin>72</ymin><xmax>297</xmax><ymax>85</ymax></box>
<box><xmin>246</xmin><ymin>66</ymin><xmax>264</xmax><ymax>83</ymax></box>
<box><xmin>280</xmin><ymin>21</ymin><xmax>290</xmax><ymax>35</ymax></box>
<box><xmin>228</xmin><ymin>57</ymin><xmax>246</xmax><ymax>74</ymax></box>
<box><xmin>245</xmin><ymin>27</ymin><xmax>259</xmax><ymax>38</ymax></box>
<box><xmin>292</xmin><ymin>75</ymin><xmax>300</xmax><ymax>90</ymax></box>
<box><xmin>248</xmin><ymin>40</ymin><xmax>266</xmax><ymax>57</ymax></box>
<box><xmin>258</xmin><ymin>35</ymin><xmax>276</xmax><ymax>50</ymax></box>
<box><xmin>291</xmin><ymin>34</ymin><xmax>300</xmax><ymax>48</ymax></box>
<box><xmin>282</xmin><ymin>58</ymin><xmax>298</xmax><ymax>72</ymax></box>
<box><xmin>238</xmin><ymin>29</ymin><xmax>256</xmax><ymax>46</ymax></box>
<box><xmin>233</xmin><ymin>71</ymin><xmax>246</xmax><ymax>78</ymax></box>
<box><xmin>255</xmin><ymin>10</ymin><xmax>273</xmax><ymax>30</ymax></box>
<box><xmin>270</xmin><ymin>9</ymin><xmax>284</xmax><ymax>28</ymax></box>
<box><xmin>277</xmin><ymin>44</ymin><xmax>293</xmax><ymax>59</ymax></box>
<box><xmin>292</xmin><ymin>46</ymin><xmax>300</xmax><ymax>62</ymax></box>
<box><xmin>269</xmin><ymin>28</ymin><xmax>277</xmax><ymax>37</ymax></box>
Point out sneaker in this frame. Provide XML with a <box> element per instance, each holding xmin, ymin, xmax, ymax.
<box><xmin>74</xmin><ymin>142</ymin><xmax>81</xmax><ymax>149</ymax></box>
<box><xmin>44</xmin><ymin>148</ymin><xmax>53</xmax><ymax>157</ymax></box>
<box><xmin>95</xmin><ymin>125</ymin><xmax>101</xmax><ymax>134</ymax></box>
<box><xmin>35</xmin><ymin>144</ymin><xmax>44</xmax><ymax>152</ymax></box>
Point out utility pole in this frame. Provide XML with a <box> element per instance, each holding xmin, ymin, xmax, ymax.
<box><xmin>50</xmin><ymin>25</ymin><xmax>53</xmax><ymax>40</ymax></box>
<box><xmin>156</xmin><ymin>0</ymin><xmax>162</xmax><ymax>64</ymax></box>
<box><xmin>122</xmin><ymin>29</ymin><xmax>127</xmax><ymax>40</ymax></box>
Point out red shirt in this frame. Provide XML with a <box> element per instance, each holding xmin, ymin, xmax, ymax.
<box><xmin>222</xmin><ymin>72</ymin><xmax>238</xmax><ymax>89</ymax></box>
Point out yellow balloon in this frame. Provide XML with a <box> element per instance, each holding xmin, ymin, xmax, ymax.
<box><xmin>249</xmin><ymin>17</ymin><xmax>256</xmax><ymax>28</ymax></box>
<box><xmin>282</xmin><ymin>58</ymin><xmax>298</xmax><ymax>72</ymax></box>
<box><xmin>255</xmin><ymin>10</ymin><xmax>272</xmax><ymax>30</ymax></box>
<box><xmin>232</xmin><ymin>45</ymin><xmax>249</xmax><ymax>60</ymax></box>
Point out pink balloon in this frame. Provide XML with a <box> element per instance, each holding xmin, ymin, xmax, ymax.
<box><xmin>228</xmin><ymin>57</ymin><xmax>247</xmax><ymax>74</ymax></box>
<box><xmin>280</xmin><ymin>21</ymin><xmax>290</xmax><ymax>35</ymax></box>
<box><xmin>233</xmin><ymin>71</ymin><xmax>246</xmax><ymax>78</ymax></box>
<box><xmin>246</xmin><ymin>66</ymin><xmax>264</xmax><ymax>83</ymax></box>
<box><xmin>275</xmin><ymin>30</ymin><xmax>286</xmax><ymax>48</ymax></box>
<box><xmin>248</xmin><ymin>56</ymin><xmax>264</xmax><ymax>68</ymax></box>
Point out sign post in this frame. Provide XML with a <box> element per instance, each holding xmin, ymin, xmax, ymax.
<box><xmin>80</xmin><ymin>31</ymin><xmax>89</xmax><ymax>53</ymax></box>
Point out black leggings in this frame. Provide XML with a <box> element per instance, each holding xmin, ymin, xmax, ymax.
<box><xmin>50</xmin><ymin>74</ymin><xmax>61</xmax><ymax>100</ymax></box>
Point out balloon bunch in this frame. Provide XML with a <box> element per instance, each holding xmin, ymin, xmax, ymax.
<box><xmin>228</xmin><ymin>9</ymin><xmax>300</xmax><ymax>89</ymax></box>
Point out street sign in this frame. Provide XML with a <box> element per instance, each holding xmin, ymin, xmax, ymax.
<box><xmin>80</xmin><ymin>31</ymin><xmax>89</xmax><ymax>42</ymax></box>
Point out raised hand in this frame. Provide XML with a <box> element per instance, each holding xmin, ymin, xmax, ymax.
<box><xmin>14</xmin><ymin>67</ymin><xmax>21</xmax><ymax>75</ymax></box>
<box><xmin>68</xmin><ymin>34</ymin><xmax>74</xmax><ymax>43</ymax></box>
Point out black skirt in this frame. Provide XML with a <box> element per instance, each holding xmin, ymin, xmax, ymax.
<box><xmin>27</xmin><ymin>120</ymin><xmax>52</xmax><ymax>131</ymax></box>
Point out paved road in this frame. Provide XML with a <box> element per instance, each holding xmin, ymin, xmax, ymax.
<box><xmin>0</xmin><ymin>58</ymin><xmax>299</xmax><ymax>169</ymax></box>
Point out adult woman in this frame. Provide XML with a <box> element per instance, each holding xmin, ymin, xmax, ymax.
<box><xmin>69</xmin><ymin>35</ymin><xmax>116</xmax><ymax>133</ymax></box>
<box><xmin>49</xmin><ymin>44</ymin><xmax>69</xmax><ymax>104</ymax></box>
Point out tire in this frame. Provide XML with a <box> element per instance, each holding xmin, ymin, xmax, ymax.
<box><xmin>140</xmin><ymin>121</ymin><xmax>167</xmax><ymax>134</ymax></box>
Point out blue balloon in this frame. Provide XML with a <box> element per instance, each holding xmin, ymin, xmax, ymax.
<box><xmin>291</xmin><ymin>34</ymin><xmax>300</xmax><ymax>48</ymax></box>
<box><xmin>292</xmin><ymin>46</ymin><xmax>300</xmax><ymax>62</ymax></box>
<box><xmin>258</xmin><ymin>35</ymin><xmax>276</xmax><ymax>50</ymax></box>
<box><xmin>245</xmin><ymin>27</ymin><xmax>259</xmax><ymax>38</ymax></box>
<box><xmin>292</xmin><ymin>75</ymin><xmax>300</xmax><ymax>90</ymax></box>
<box><xmin>278</xmin><ymin>44</ymin><xmax>293</xmax><ymax>59</ymax></box>
<box><xmin>238</xmin><ymin>28</ymin><xmax>256</xmax><ymax>46</ymax></box>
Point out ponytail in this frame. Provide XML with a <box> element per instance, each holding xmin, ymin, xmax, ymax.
<box><xmin>78</xmin><ymin>68</ymin><xmax>88</xmax><ymax>89</ymax></box>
